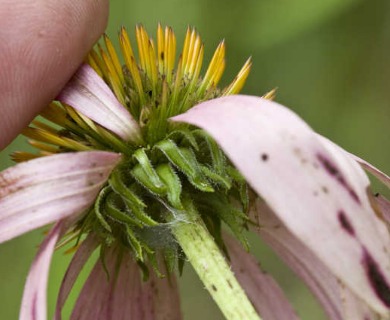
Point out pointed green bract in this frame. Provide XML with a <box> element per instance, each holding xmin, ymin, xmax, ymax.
<box><xmin>155</xmin><ymin>139</ymin><xmax>214</xmax><ymax>192</ymax></box>
<box><xmin>94</xmin><ymin>186</ymin><xmax>113</xmax><ymax>232</ymax></box>
<box><xmin>109</xmin><ymin>170</ymin><xmax>157</xmax><ymax>226</ymax></box>
<box><xmin>156</xmin><ymin>163</ymin><xmax>183</xmax><ymax>209</ymax></box>
<box><xmin>132</xmin><ymin>148</ymin><xmax>167</xmax><ymax>194</ymax></box>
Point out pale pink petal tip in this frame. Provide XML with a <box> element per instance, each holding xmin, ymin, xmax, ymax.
<box><xmin>71</xmin><ymin>248</ymin><xmax>182</xmax><ymax>320</ymax></box>
<box><xmin>0</xmin><ymin>151</ymin><xmax>121</xmax><ymax>244</ymax></box>
<box><xmin>19</xmin><ymin>221</ymin><xmax>64</xmax><ymax>320</ymax></box>
<box><xmin>172</xmin><ymin>95</ymin><xmax>390</xmax><ymax>315</ymax></box>
<box><xmin>57</xmin><ymin>64</ymin><xmax>142</xmax><ymax>143</ymax></box>
<box><xmin>224</xmin><ymin>233</ymin><xmax>298</xmax><ymax>320</ymax></box>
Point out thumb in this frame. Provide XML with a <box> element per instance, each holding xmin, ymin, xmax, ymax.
<box><xmin>0</xmin><ymin>0</ymin><xmax>109</xmax><ymax>149</ymax></box>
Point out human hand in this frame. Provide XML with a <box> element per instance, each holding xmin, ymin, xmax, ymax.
<box><xmin>0</xmin><ymin>0</ymin><xmax>109</xmax><ymax>149</ymax></box>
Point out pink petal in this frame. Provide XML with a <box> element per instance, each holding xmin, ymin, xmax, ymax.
<box><xmin>254</xmin><ymin>200</ymin><xmax>380</xmax><ymax>319</ymax></box>
<box><xmin>252</xmin><ymin>200</ymin><xmax>345</xmax><ymax>320</ymax></box>
<box><xmin>54</xmin><ymin>234</ymin><xmax>99</xmax><ymax>320</ymax></box>
<box><xmin>57</xmin><ymin>64</ymin><xmax>142</xmax><ymax>143</ymax></box>
<box><xmin>71</xmin><ymin>248</ymin><xmax>182</xmax><ymax>320</ymax></box>
<box><xmin>172</xmin><ymin>95</ymin><xmax>390</xmax><ymax>315</ymax></box>
<box><xmin>19</xmin><ymin>221</ymin><xmax>65</xmax><ymax>320</ymax></box>
<box><xmin>70</xmin><ymin>248</ymin><xmax>114</xmax><ymax>320</ymax></box>
<box><xmin>0</xmin><ymin>151</ymin><xmax>121</xmax><ymax>243</ymax></box>
<box><xmin>317</xmin><ymin>135</ymin><xmax>390</xmax><ymax>226</ymax></box>
<box><xmin>144</xmin><ymin>265</ymin><xmax>182</xmax><ymax>320</ymax></box>
<box><xmin>223</xmin><ymin>233</ymin><xmax>298</xmax><ymax>320</ymax></box>
<box><xmin>318</xmin><ymin>135</ymin><xmax>390</xmax><ymax>188</ymax></box>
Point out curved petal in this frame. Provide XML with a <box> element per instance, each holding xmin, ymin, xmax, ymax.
<box><xmin>19</xmin><ymin>221</ymin><xmax>64</xmax><ymax>320</ymax></box>
<box><xmin>317</xmin><ymin>135</ymin><xmax>390</xmax><ymax>227</ymax></box>
<box><xmin>252</xmin><ymin>199</ymin><xmax>352</xmax><ymax>320</ymax></box>
<box><xmin>71</xmin><ymin>248</ymin><xmax>182</xmax><ymax>320</ymax></box>
<box><xmin>54</xmin><ymin>234</ymin><xmax>99</xmax><ymax>320</ymax></box>
<box><xmin>57</xmin><ymin>64</ymin><xmax>142</xmax><ymax>143</ymax></box>
<box><xmin>0</xmin><ymin>151</ymin><xmax>121</xmax><ymax>243</ymax></box>
<box><xmin>70</xmin><ymin>249</ymin><xmax>113</xmax><ymax>320</ymax></box>
<box><xmin>223</xmin><ymin>233</ymin><xmax>298</xmax><ymax>320</ymax></box>
<box><xmin>255</xmin><ymin>199</ymin><xmax>383</xmax><ymax>320</ymax></box>
<box><xmin>172</xmin><ymin>95</ymin><xmax>390</xmax><ymax>315</ymax></box>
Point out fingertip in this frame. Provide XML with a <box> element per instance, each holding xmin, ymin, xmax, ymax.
<box><xmin>0</xmin><ymin>0</ymin><xmax>109</xmax><ymax>149</ymax></box>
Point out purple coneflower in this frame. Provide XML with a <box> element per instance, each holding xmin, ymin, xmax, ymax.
<box><xmin>1</xmin><ymin>25</ymin><xmax>389</xmax><ymax>320</ymax></box>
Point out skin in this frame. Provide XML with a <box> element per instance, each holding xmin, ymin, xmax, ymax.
<box><xmin>0</xmin><ymin>0</ymin><xmax>109</xmax><ymax>149</ymax></box>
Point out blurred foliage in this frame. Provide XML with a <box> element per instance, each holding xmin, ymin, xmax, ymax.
<box><xmin>1</xmin><ymin>0</ymin><xmax>390</xmax><ymax>319</ymax></box>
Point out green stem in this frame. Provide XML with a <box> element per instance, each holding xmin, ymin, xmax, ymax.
<box><xmin>170</xmin><ymin>199</ymin><xmax>261</xmax><ymax>320</ymax></box>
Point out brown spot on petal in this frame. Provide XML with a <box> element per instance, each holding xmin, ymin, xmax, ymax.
<box><xmin>260</xmin><ymin>153</ymin><xmax>269</xmax><ymax>161</ymax></box>
<box><xmin>362</xmin><ymin>248</ymin><xmax>390</xmax><ymax>308</ymax></box>
<box><xmin>321</xmin><ymin>186</ymin><xmax>329</xmax><ymax>194</ymax></box>
<box><xmin>293</xmin><ymin>147</ymin><xmax>308</xmax><ymax>164</ymax></box>
<box><xmin>316</xmin><ymin>153</ymin><xmax>361</xmax><ymax>204</ymax></box>
<box><xmin>338</xmin><ymin>210</ymin><xmax>355</xmax><ymax>236</ymax></box>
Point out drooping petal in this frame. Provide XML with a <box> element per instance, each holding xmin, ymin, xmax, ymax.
<box><xmin>223</xmin><ymin>233</ymin><xmax>298</xmax><ymax>320</ymax></box>
<box><xmin>19</xmin><ymin>221</ymin><xmax>64</xmax><ymax>320</ymax></box>
<box><xmin>70</xmin><ymin>248</ymin><xmax>114</xmax><ymax>320</ymax></box>
<box><xmin>318</xmin><ymin>135</ymin><xmax>390</xmax><ymax>226</ymax></box>
<box><xmin>71</xmin><ymin>248</ymin><xmax>182</xmax><ymax>320</ymax></box>
<box><xmin>54</xmin><ymin>234</ymin><xmax>99</xmax><ymax>320</ymax></box>
<box><xmin>172</xmin><ymin>95</ymin><xmax>390</xmax><ymax>315</ymax></box>
<box><xmin>0</xmin><ymin>151</ymin><xmax>121</xmax><ymax>243</ymax></box>
<box><xmin>252</xmin><ymin>199</ymin><xmax>349</xmax><ymax>320</ymax></box>
<box><xmin>57</xmin><ymin>64</ymin><xmax>142</xmax><ymax>143</ymax></box>
<box><xmin>144</xmin><ymin>266</ymin><xmax>182</xmax><ymax>320</ymax></box>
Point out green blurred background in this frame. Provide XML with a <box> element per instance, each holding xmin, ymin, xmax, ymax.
<box><xmin>1</xmin><ymin>0</ymin><xmax>390</xmax><ymax>319</ymax></box>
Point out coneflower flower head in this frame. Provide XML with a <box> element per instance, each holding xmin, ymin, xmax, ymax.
<box><xmin>16</xmin><ymin>24</ymin><xmax>252</xmax><ymax>284</ymax></box>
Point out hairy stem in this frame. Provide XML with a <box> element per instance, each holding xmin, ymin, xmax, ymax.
<box><xmin>170</xmin><ymin>199</ymin><xmax>261</xmax><ymax>320</ymax></box>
